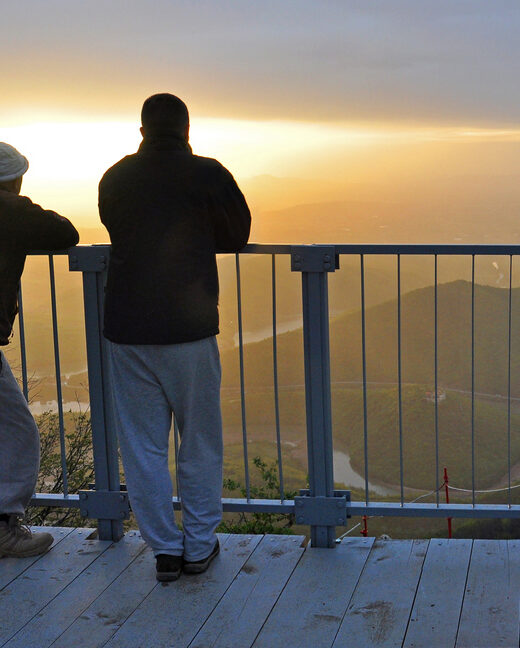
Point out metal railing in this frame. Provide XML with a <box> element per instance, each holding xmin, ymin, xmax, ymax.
<box><xmin>22</xmin><ymin>244</ymin><xmax>520</xmax><ymax>547</ymax></box>
<box><xmin>17</xmin><ymin>252</ymin><xmax>74</xmax><ymax>505</ymax></box>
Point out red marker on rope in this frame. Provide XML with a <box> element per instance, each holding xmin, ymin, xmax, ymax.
<box><xmin>444</xmin><ymin>466</ymin><xmax>452</xmax><ymax>539</ymax></box>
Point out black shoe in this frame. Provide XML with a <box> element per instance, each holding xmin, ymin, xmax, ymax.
<box><xmin>183</xmin><ymin>539</ymin><xmax>220</xmax><ymax>574</ymax></box>
<box><xmin>156</xmin><ymin>554</ymin><xmax>183</xmax><ymax>582</ymax></box>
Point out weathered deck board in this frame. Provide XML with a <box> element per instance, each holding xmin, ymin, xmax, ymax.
<box><xmin>105</xmin><ymin>534</ymin><xmax>261</xmax><ymax>648</ymax></box>
<box><xmin>253</xmin><ymin>536</ymin><xmax>375</xmax><ymax>648</ymax></box>
<box><xmin>189</xmin><ymin>534</ymin><xmax>305</xmax><ymax>648</ymax></box>
<box><xmin>50</xmin><ymin>544</ymin><xmax>158</xmax><ymax>648</ymax></box>
<box><xmin>403</xmin><ymin>538</ymin><xmax>472</xmax><ymax>648</ymax></box>
<box><xmin>333</xmin><ymin>539</ymin><xmax>428</xmax><ymax>647</ymax></box>
<box><xmin>4</xmin><ymin>530</ymin><xmax>146</xmax><ymax>648</ymax></box>
<box><xmin>0</xmin><ymin>529</ymin><xmax>518</xmax><ymax>648</ymax></box>
<box><xmin>0</xmin><ymin>528</ymin><xmax>110</xmax><ymax>646</ymax></box>
<box><xmin>456</xmin><ymin>539</ymin><xmax>520</xmax><ymax>648</ymax></box>
<box><xmin>0</xmin><ymin>526</ymin><xmax>74</xmax><ymax>591</ymax></box>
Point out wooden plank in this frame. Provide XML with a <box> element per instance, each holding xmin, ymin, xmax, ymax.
<box><xmin>403</xmin><ymin>539</ymin><xmax>472</xmax><ymax>648</ymax></box>
<box><xmin>190</xmin><ymin>534</ymin><xmax>305</xmax><ymax>648</ymax></box>
<box><xmin>52</xmin><ymin>534</ymin><xmax>232</xmax><ymax>648</ymax></box>
<box><xmin>50</xmin><ymin>544</ymin><xmax>158</xmax><ymax>648</ymax></box>
<box><xmin>0</xmin><ymin>526</ymin><xmax>75</xmax><ymax>591</ymax></box>
<box><xmin>253</xmin><ymin>536</ymin><xmax>375</xmax><ymax>648</ymax></box>
<box><xmin>105</xmin><ymin>534</ymin><xmax>261</xmax><ymax>648</ymax></box>
<box><xmin>4</xmin><ymin>531</ymin><xmax>146</xmax><ymax>648</ymax></box>
<box><xmin>456</xmin><ymin>539</ymin><xmax>520</xmax><ymax>648</ymax></box>
<box><xmin>0</xmin><ymin>527</ymin><xmax>110</xmax><ymax>646</ymax></box>
<box><xmin>333</xmin><ymin>539</ymin><xmax>428</xmax><ymax>647</ymax></box>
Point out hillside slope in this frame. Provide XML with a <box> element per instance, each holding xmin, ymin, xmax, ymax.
<box><xmin>222</xmin><ymin>280</ymin><xmax>520</xmax><ymax>398</ymax></box>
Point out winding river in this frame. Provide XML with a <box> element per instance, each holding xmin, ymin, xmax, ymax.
<box><xmin>333</xmin><ymin>449</ymin><xmax>396</xmax><ymax>496</ymax></box>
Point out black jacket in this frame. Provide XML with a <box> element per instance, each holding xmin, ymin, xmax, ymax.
<box><xmin>99</xmin><ymin>135</ymin><xmax>251</xmax><ymax>344</ymax></box>
<box><xmin>0</xmin><ymin>189</ymin><xmax>79</xmax><ymax>345</ymax></box>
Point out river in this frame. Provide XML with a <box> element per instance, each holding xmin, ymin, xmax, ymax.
<box><xmin>28</xmin><ymin>400</ymin><xmax>397</xmax><ymax>496</ymax></box>
<box><xmin>333</xmin><ymin>449</ymin><xmax>396</xmax><ymax>496</ymax></box>
<box><xmin>29</xmin><ymin>401</ymin><xmax>89</xmax><ymax>415</ymax></box>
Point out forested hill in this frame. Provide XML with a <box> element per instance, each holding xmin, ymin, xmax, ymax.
<box><xmin>221</xmin><ymin>280</ymin><xmax>520</xmax><ymax>398</ymax></box>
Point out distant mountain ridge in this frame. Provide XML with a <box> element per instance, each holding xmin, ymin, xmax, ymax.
<box><xmin>252</xmin><ymin>200</ymin><xmax>520</xmax><ymax>246</ymax></box>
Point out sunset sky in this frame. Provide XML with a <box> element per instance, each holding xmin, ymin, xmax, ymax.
<box><xmin>1</xmin><ymin>1</ymin><xmax>520</xmax><ymax>229</ymax></box>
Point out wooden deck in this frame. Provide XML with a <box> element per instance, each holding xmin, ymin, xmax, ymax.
<box><xmin>0</xmin><ymin>528</ymin><xmax>518</xmax><ymax>647</ymax></box>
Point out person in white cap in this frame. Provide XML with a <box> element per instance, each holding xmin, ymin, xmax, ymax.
<box><xmin>0</xmin><ymin>142</ymin><xmax>79</xmax><ymax>557</ymax></box>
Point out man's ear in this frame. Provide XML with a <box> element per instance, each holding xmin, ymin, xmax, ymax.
<box><xmin>140</xmin><ymin>126</ymin><xmax>145</xmax><ymax>137</ymax></box>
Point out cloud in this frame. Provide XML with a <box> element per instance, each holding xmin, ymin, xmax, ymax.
<box><xmin>1</xmin><ymin>1</ymin><xmax>520</xmax><ymax>125</ymax></box>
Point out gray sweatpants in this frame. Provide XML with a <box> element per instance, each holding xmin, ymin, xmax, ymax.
<box><xmin>107</xmin><ymin>337</ymin><xmax>223</xmax><ymax>561</ymax></box>
<box><xmin>0</xmin><ymin>350</ymin><xmax>40</xmax><ymax>516</ymax></box>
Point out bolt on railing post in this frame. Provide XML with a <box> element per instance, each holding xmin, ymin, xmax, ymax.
<box><xmin>69</xmin><ymin>246</ymin><xmax>124</xmax><ymax>541</ymax></box>
<box><xmin>291</xmin><ymin>245</ymin><xmax>338</xmax><ymax>548</ymax></box>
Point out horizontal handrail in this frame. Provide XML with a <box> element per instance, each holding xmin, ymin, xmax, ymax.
<box><xmin>245</xmin><ymin>243</ymin><xmax>520</xmax><ymax>255</ymax></box>
<box><xmin>26</xmin><ymin>242</ymin><xmax>520</xmax><ymax>257</ymax></box>
<box><xmin>30</xmin><ymin>493</ymin><xmax>520</xmax><ymax>520</ymax></box>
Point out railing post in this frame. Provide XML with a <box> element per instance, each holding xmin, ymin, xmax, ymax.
<box><xmin>69</xmin><ymin>246</ymin><xmax>127</xmax><ymax>541</ymax></box>
<box><xmin>291</xmin><ymin>245</ymin><xmax>341</xmax><ymax>547</ymax></box>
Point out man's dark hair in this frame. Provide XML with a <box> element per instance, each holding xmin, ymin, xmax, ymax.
<box><xmin>141</xmin><ymin>94</ymin><xmax>189</xmax><ymax>137</ymax></box>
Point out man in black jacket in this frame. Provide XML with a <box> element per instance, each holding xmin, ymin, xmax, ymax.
<box><xmin>0</xmin><ymin>142</ymin><xmax>79</xmax><ymax>558</ymax></box>
<box><xmin>99</xmin><ymin>94</ymin><xmax>251</xmax><ymax>581</ymax></box>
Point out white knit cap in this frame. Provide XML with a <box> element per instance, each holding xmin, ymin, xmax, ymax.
<box><xmin>0</xmin><ymin>142</ymin><xmax>29</xmax><ymax>182</ymax></box>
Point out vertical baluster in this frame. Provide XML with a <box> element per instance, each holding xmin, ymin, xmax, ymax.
<box><xmin>235</xmin><ymin>253</ymin><xmax>250</xmax><ymax>500</ymax></box>
<box><xmin>471</xmin><ymin>255</ymin><xmax>476</xmax><ymax>507</ymax></box>
<box><xmin>397</xmin><ymin>254</ymin><xmax>404</xmax><ymax>505</ymax></box>
<box><xmin>272</xmin><ymin>255</ymin><xmax>285</xmax><ymax>501</ymax></box>
<box><xmin>360</xmin><ymin>255</ymin><xmax>369</xmax><ymax>505</ymax></box>
<box><xmin>49</xmin><ymin>255</ymin><xmax>68</xmax><ymax>497</ymax></box>
<box><xmin>434</xmin><ymin>255</ymin><xmax>440</xmax><ymax>506</ymax></box>
<box><xmin>507</xmin><ymin>255</ymin><xmax>513</xmax><ymax>508</ymax></box>
<box><xmin>17</xmin><ymin>283</ymin><xmax>29</xmax><ymax>401</ymax></box>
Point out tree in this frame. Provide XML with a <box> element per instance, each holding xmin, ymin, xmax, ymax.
<box><xmin>27</xmin><ymin>409</ymin><xmax>95</xmax><ymax>527</ymax></box>
<box><xmin>219</xmin><ymin>456</ymin><xmax>297</xmax><ymax>534</ymax></box>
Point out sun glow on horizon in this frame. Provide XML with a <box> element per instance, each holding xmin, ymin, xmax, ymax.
<box><xmin>2</xmin><ymin>115</ymin><xmax>520</xmax><ymax>227</ymax></box>
<box><xmin>1</xmin><ymin>117</ymin><xmax>393</xmax><ymax>181</ymax></box>
<box><xmin>1</xmin><ymin>116</ymin><xmax>390</xmax><ymax>225</ymax></box>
